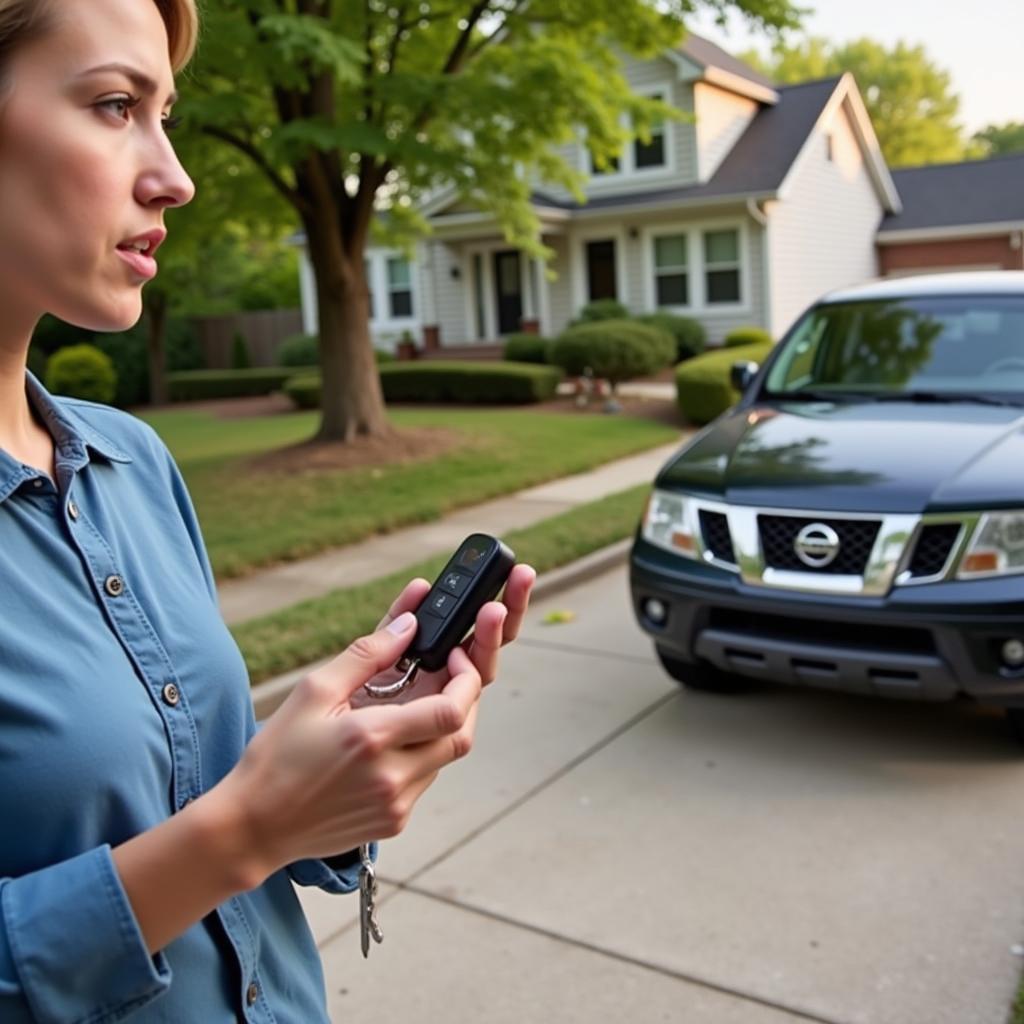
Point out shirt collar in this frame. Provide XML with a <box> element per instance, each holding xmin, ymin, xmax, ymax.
<box><xmin>0</xmin><ymin>371</ymin><xmax>133</xmax><ymax>503</ymax></box>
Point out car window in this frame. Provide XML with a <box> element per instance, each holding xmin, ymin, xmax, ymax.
<box><xmin>765</xmin><ymin>296</ymin><xmax>1024</xmax><ymax>396</ymax></box>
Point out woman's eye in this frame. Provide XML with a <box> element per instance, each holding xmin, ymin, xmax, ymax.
<box><xmin>99</xmin><ymin>95</ymin><xmax>140</xmax><ymax>120</ymax></box>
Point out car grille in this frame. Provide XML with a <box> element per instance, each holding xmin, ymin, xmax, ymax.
<box><xmin>758</xmin><ymin>515</ymin><xmax>881</xmax><ymax>575</ymax></box>
<box><xmin>699</xmin><ymin>510</ymin><xmax>736</xmax><ymax>564</ymax></box>
<box><xmin>906</xmin><ymin>523</ymin><xmax>961</xmax><ymax>578</ymax></box>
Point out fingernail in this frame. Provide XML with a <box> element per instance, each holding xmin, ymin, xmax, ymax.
<box><xmin>387</xmin><ymin>611</ymin><xmax>416</xmax><ymax>635</ymax></box>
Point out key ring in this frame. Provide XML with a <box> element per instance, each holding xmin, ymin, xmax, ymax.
<box><xmin>363</xmin><ymin>657</ymin><xmax>421</xmax><ymax>700</ymax></box>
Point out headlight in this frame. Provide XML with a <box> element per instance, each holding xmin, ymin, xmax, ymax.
<box><xmin>641</xmin><ymin>488</ymin><xmax>699</xmax><ymax>558</ymax></box>
<box><xmin>957</xmin><ymin>511</ymin><xmax>1024</xmax><ymax>578</ymax></box>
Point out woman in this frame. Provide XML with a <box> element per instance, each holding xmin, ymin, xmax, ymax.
<box><xmin>0</xmin><ymin>1</ymin><xmax>536</xmax><ymax>1021</ymax></box>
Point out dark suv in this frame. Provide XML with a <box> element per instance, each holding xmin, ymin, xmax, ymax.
<box><xmin>630</xmin><ymin>272</ymin><xmax>1024</xmax><ymax>740</ymax></box>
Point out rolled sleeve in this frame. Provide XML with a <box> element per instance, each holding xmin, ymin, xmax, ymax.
<box><xmin>0</xmin><ymin>845</ymin><xmax>170</xmax><ymax>1024</ymax></box>
<box><xmin>286</xmin><ymin>842</ymin><xmax>376</xmax><ymax>895</ymax></box>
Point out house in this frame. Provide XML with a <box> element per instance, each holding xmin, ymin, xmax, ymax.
<box><xmin>292</xmin><ymin>34</ymin><xmax>907</xmax><ymax>350</ymax></box>
<box><xmin>877</xmin><ymin>153</ymin><xmax>1024</xmax><ymax>276</ymax></box>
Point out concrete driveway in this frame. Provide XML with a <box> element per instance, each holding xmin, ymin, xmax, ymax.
<box><xmin>294</xmin><ymin>565</ymin><xmax>1024</xmax><ymax>1024</ymax></box>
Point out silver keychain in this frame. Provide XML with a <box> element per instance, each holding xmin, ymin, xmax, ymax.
<box><xmin>358</xmin><ymin>843</ymin><xmax>383</xmax><ymax>958</ymax></box>
<box><xmin>364</xmin><ymin>656</ymin><xmax>421</xmax><ymax>700</ymax></box>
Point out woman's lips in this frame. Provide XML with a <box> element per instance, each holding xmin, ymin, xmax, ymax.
<box><xmin>116</xmin><ymin>246</ymin><xmax>157</xmax><ymax>280</ymax></box>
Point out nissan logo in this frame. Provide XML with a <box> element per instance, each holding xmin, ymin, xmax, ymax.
<box><xmin>794</xmin><ymin>523</ymin><xmax>841</xmax><ymax>568</ymax></box>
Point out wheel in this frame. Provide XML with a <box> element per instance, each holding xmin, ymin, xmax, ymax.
<box><xmin>1006</xmin><ymin>708</ymin><xmax>1024</xmax><ymax>746</ymax></box>
<box><xmin>655</xmin><ymin>647</ymin><xmax>751</xmax><ymax>694</ymax></box>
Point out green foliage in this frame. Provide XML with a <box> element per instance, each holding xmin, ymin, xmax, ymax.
<box><xmin>549</xmin><ymin>319</ymin><xmax>675</xmax><ymax>386</ymax></box>
<box><xmin>45</xmin><ymin>344</ymin><xmax>118</xmax><ymax>405</ymax></box>
<box><xmin>277</xmin><ymin>333</ymin><xmax>320</xmax><ymax>367</ymax></box>
<box><xmin>285</xmin><ymin>362</ymin><xmax>563</xmax><ymax>408</ymax></box>
<box><xmin>574</xmin><ymin>298</ymin><xmax>630</xmax><ymax>324</ymax></box>
<box><xmin>30</xmin><ymin>315</ymin><xmax>93</xmax><ymax>356</ymax></box>
<box><xmin>675</xmin><ymin>340</ymin><xmax>773</xmax><ymax>424</ymax></box>
<box><xmin>231</xmin><ymin>332</ymin><xmax>252</xmax><ymax>370</ymax></box>
<box><xmin>745</xmin><ymin>36</ymin><xmax>970</xmax><ymax>167</ymax></box>
<box><xmin>167</xmin><ymin>368</ymin><xmax>304</xmax><ymax>402</ymax></box>
<box><xmin>635</xmin><ymin>312</ymin><xmax>706</xmax><ymax>362</ymax></box>
<box><xmin>972</xmin><ymin>122</ymin><xmax>1024</xmax><ymax>158</ymax></box>
<box><xmin>504</xmin><ymin>333</ymin><xmax>552</xmax><ymax>364</ymax></box>
<box><xmin>723</xmin><ymin>326</ymin><xmax>773</xmax><ymax>348</ymax></box>
<box><xmin>27</xmin><ymin>344</ymin><xmax>49</xmax><ymax>381</ymax></box>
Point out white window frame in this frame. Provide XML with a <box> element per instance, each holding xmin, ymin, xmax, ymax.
<box><xmin>580</xmin><ymin>82</ymin><xmax>676</xmax><ymax>188</ymax></box>
<box><xmin>366</xmin><ymin>248</ymin><xmax>419</xmax><ymax>331</ymax></box>
<box><xmin>641</xmin><ymin>218</ymin><xmax>751</xmax><ymax>315</ymax></box>
<box><xmin>650</xmin><ymin>232</ymin><xmax>693</xmax><ymax>311</ymax></box>
<box><xmin>702</xmin><ymin>227</ymin><xmax>744</xmax><ymax>308</ymax></box>
<box><xmin>570</xmin><ymin>224</ymin><xmax>630</xmax><ymax>315</ymax></box>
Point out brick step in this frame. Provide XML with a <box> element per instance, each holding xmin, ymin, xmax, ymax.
<box><xmin>418</xmin><ymin>343</ymin><xmax>505</xmax><ymax>362</ymax></box>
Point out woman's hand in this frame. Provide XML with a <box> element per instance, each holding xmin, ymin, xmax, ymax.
<box><xmin>215</xmin><ymin>612</ymin><xmax>484</xmax><ymax>886</ymax></box>
<box><xmin>354</xmin><ymin>562</ymin><xmax>537</xmax><ymax>706</ymax></box>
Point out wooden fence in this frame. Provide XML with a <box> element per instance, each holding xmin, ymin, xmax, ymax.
<box><xmin>192</xmin><ymin>309</ymin><xmax>304</xmax><ymax>369</ymax></box>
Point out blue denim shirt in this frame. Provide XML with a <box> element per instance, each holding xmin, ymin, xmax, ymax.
<box><xmin>0</xmin><ymin>372</ymin><xmax>362</xmax><ymax>1023</ymax></box>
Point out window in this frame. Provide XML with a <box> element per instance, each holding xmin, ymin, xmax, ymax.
<box><xmin>653</xmin><ymin>235</ymin><xmax>688</xmax><ymax>306</ymax></box>
<box><xmin>634</xmin><ymin>94</ymin><xmax>666</xmax><ymax>170</ymax></box>
<box><xmin>703</xmin><ymin>230</ymin><xmax>740</xmax><ymax>304</ymax></box>
<box><xmin>473</xmin><ymin>253</ymin><xmax>485</xmax><ymax>339</ymax></box>
<box><xmin>387</xmin><ymin>257</ymin><xmax>413</xmax><ymax>318</ymax></box>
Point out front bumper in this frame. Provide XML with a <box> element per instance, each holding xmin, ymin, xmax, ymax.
<box><xmin>630</xmin><ymin>537</ymin><xmax>1024</xmax><ymax>706</ymax></box>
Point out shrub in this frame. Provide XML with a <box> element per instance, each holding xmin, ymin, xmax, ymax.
<box><xmin>167</xmin><ymin>368</ymin><xmax>302</xmax><ymax>402</ymax></box>
<box><xmin>231</xmin><ymin>331</ymin><xmax>251</xmax><ymax>369</ymax></box>
<box><xmin>635</xmin><ymin>312</ymin><xmax>706</xmax><ymax>362</ymax></box>
<box><xmin>504</xmin><ymin>333</ymin><xmax>552</xmax><ymax>364</ymax></box>
<box><xmin>284</xmin><ymin>361</ymin><xmax>563</xmax><ymax>409</ymax></box>
<box><xmin>723</xmin><ymin>326</ymin><xmax>773</xmax><ymax>349</ymax></box>
<box><xmin>45</xmin><ymin>344</ymin><xmax>118</xmax><ymax>405</ymax></box>
<box><xmin>549</xmin><ymin>319</ymin><xmax>675</xmax><ymax>388</ymax></box>
<box><xmin>674</xmin><ymin>340</ymin><xmax>773</xmax><ymax>425</ymax></box>
<box><xmin>27</xmin><ymin>344</ymin><xmax>49</xmax><ymax>381</ymax></box>
<box><xmin>573</xmin><ymin>298</ymin><xmax>629</xmax><ymax>324</ymax></box>
<box><xmin>277</xmin><ymin>333</ymin><xmax>319</xmax><ymax>367</ymax></box>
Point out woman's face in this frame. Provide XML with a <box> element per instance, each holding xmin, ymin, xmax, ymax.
<box><xmin>0</xmin><ymin>0</ymin><xmax>195</xmax><ymax>334</ymax></box>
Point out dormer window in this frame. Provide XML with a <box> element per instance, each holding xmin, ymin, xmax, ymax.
<box><xmin>634</xmin><ymin>97</ymin><xmax>666</xmax><ymax>169</ymax></box>
<box><xmin>584</xmin><ymin>85</ymin><xmax>671</xmax><ymax>180</ymax></box>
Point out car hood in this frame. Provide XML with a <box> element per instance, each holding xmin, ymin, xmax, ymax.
<box><xmin>658</xmin><ymin>401</ymin><xmax>1024</xmax><ymax>513</ymax></box>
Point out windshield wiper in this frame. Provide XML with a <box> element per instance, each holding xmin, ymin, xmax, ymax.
<box><xmin>865</xmin><ymin>391</ymin><xmax>1024</xmax><ymax>408</ymax></box>
<box><xmin>767</xmin><ymin>389</ymin><xmax>875</xmax><ymax>403</ymax></box>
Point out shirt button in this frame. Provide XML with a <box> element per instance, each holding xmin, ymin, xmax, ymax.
<box><xmin>68</xmin><ymin>500</ymin><xmax>80</xmax><ymax>520</ymax></box>
<box><xmin>104</xmin><ymin>574</ymin><xmax>124</xmax><ymax>597</ymax></box>
<box><xmin>162</xmin><ymin>682</ymin><xmax>180</xmax><ymax>707</ymax></box>
<box><xmin>32</xmin><ymin>479</ymin><xmax>43</xmax><ymax>489</ymax></box>
<box><xmin>246</xmin><ymin>981</ymin><xmax>259</xmax><ymax>1006</ymax></box>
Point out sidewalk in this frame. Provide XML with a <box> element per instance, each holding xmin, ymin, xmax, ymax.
<box><xmin>217</xmin><ymin>438</ymin><xmax>685</xmax><ymax>626</ymax></box>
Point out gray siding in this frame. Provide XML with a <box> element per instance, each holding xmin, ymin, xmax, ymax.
<box><xmin>545</xmin><ymin>234</ymin><xmax>573</xmax><ymax>335</ymax></box>
<box><xmin>431</xmin><ymin>241</ymin><xmax>470</xmax><ymax>344</ymax></box>
<box><xmin>767</xmin><ymin>99</ymin><xmax>884</xmax><ymax>337</ymax></box>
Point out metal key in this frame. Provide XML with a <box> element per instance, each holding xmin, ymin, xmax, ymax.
<box><xmin>358</xmin><ymin>843</ymin><xmax>383</xmax><ymax>958</ymax></box>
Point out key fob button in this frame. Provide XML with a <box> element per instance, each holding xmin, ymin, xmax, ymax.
<box><xmin>439</xmin><ymin>571</ymin><xmax>470</xmax><ymax>596</ymax></box>
<box><xmin>425</xmin><ymin>591</ymin><xmax>457</xmax><ymax>618</ymax></box>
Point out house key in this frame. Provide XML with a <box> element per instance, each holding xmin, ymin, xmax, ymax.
<box><xmin>358</xmin><ymin>843</ymin><xmax>383</xmax><ymax>958</ymax></box>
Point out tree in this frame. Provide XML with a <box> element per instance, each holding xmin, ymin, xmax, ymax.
<box><xmin>972</xmin><ymin>121</ymin><xmax>1024</xmax><ymax>158</ymax></box>
<box><xmin>743</xmin><ymin>37</ymin><xmax>970</xmax><ymax>168</ymax></box>
<box><xmin>180</xmin><ymin>0</ymin><xmax>801</xmax><ymax>443</ymax></box>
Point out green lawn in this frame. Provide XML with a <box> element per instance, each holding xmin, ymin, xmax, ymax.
<box><xmin>232</xmin><ymin>483</ymin><xmax>650</xmax><ymax>684</ymax></box>
<box><xmin>140</xmin><ymin>407</ymin><xmax>679</xmax><ymax>580</ymax></box>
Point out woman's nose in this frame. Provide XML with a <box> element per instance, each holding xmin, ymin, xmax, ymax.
<box><xmin>135</xmin><ymin>138</ymin><xmax>196</xmax><ymax>210</ymax></box>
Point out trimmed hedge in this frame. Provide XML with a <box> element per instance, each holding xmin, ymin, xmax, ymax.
<box><xmin>277</xmin><ymin>334</ymin><xmax>397</xmax><ymax>367</ymax></box>
<box><xmin>573</xmin><ymin>298</ymin><xmax>629</xmax><ymax>324</ymax></box>
<box><xmin>549</xmin><ymin>319</ymin><xmax>675</xmax><ymax>385</ymax></box>
<box><xmin>675</xmin><ymin>340</ymin><xmax>773</xmax><ymax>425</ymax></box>
<box><xmin>635</xmin><ymin>312</ymin><xmax>706</xmax><ymax>362</ymax></box>
<box><xmin>504</xmin><ymin>333</ymin><xmax>552</xmax><ymax>364</ymax></box>
<box><xmin>284</xmin><ymin>361</ymin><xmax>563</xmax><ymax>408</ymax></box>
<box><xmin>45</xmin><ymin>344</ymin><xmax>118</xmax><ymax>405</ymax></box>
<box><xmin>724</xmin><ymin>326</ymin><xmax>773</xmax><ymax>349</ymax></box>
<box><xmin>167</xmin><ymin>367</ymin><xmax>317</xmax><ymax>402</ymax></box>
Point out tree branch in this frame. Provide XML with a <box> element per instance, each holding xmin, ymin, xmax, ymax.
<box><xmin>198</xmin><ymin>124</ymin><xmax>310</xmax><ymax>218</ymax></box>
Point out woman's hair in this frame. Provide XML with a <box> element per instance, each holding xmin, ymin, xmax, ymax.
<box><xmin>0</xmin><ymin>0</ymin><xmax>199</xmax><ymax>99</ymax></box>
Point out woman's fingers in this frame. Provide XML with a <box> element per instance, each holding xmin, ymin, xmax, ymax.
<box><xmin>466</xmin><ymin>602</ymin><xmax>507</xmax><ymax>686</ymax></box>
<box><xmin>499</xmin><ymin>563</ymin><xmax>536</xmax><ymax>644</ymax></box>
<box><xmin>375</xmin><ymin>577</ymin><xmax>431</xmax><ymax>631</ymax></box>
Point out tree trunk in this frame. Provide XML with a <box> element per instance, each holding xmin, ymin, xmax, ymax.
<box><xmin>307</xmin><ymin>224</ymin><xmax>391</xmax><ymax>442</ymax></box>
<box><xmin>146</xmin><ymin>290</ymin><xmax>169</xmax><ymax>406</ymax></box>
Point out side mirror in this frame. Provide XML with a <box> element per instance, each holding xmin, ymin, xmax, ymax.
<box><xmin>730</xmin><ymin>360</ymin><xmax>759</xmax><ymax>393</ymax></box>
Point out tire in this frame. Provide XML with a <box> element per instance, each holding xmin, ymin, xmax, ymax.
<box><xmin>1006</xmin><ymin>708</ymin><xmax>1024</xmax><ymax>746</ymax></box>
<box><xmin>655</xmin><ymin>647</ymin><xmax>750</xmax><ymax>694</ymax></box>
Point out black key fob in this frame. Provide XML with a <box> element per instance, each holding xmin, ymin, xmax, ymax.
<box><xmin>363</xmin><ymin>533</ymin><xmax>517</xmax><ymax>699</ymax></box>
<box><xmin>408</xmin><ymin>533</ymin><xmax>516</xmax><ymax>672</ymax></box>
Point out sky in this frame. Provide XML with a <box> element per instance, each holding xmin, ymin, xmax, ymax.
<box><xmin>686</xmin><ymin>0</ymin><xmax>1024</xmax><ymax>135</ymax></box>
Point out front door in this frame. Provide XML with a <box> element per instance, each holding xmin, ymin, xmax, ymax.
<box><xmin>493</xmin><ymin>250</ymin><xmax>523</xmax><ymax>335</ymax></box>
<box><xmin>586</xmin><ymin>238</ymin><xmax>618</xmax><ymax>301</ymax></box>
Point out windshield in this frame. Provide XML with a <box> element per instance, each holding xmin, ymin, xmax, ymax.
<box><xmin>764</xmin><ymin>295</ymin><xmax>1024</xmax><ymax>400</ymax></box>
